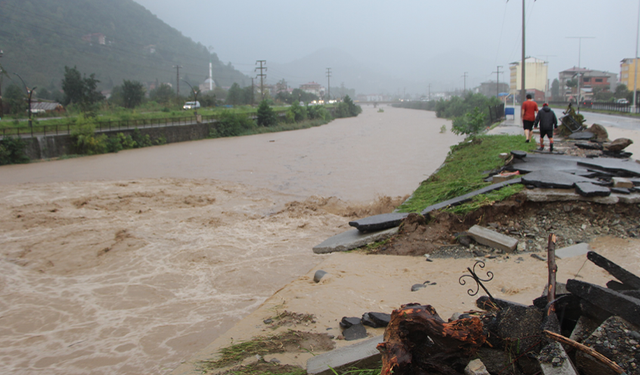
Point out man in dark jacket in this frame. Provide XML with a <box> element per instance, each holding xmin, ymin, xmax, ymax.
<box><xmin>533</xmin><ymin>103</ymin><xmax>558</xmax><ymax>152</ymax></box>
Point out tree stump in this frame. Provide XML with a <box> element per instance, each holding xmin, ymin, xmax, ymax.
<box><xmin>377</xmin><ymin>303</ymin><xmax>486</xmax><ymax>375</ymax></box>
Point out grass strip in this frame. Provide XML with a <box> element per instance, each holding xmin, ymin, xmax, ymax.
<box><xmin>397</xmin><ymin>134</ymin><xmax>537</xmax><ymax>214</ymax></box>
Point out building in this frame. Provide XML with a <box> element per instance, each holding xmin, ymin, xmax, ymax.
<box><xmin>509</xmin><ymin>57</ymin><xmax>548</xmax><ymax>100</ymax></box>
<box><xmin>199</xmin><ymin>78</ymin><xmax>216</xmax><ymax>93</ymax></box>
<box><xmin>620</xmin><ymin>58</ymin><xmax>640</xmax><ymax>90</ymax></box>
<box><xmin>82</xmin><ymin>33</ymin><xmax>106</xmax><ymax>45</ymax></box>
<box><xmin>478</xmin><ymin>81</ymin><xmax>509</xmax><ymax>98</ymax></box>
<box><xmin>299</xmin><ymin>82</ymin><xmax>325</xmax><ymax>98</ymax></box>
<box><xmin>559</xmin><ymin>67</ymin><xmax>617</xmax><ymax>101</ymax></box>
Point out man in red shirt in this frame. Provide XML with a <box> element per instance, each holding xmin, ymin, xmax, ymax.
<box><xmin>521</xmin><ymin>94</ymin><xmax>539</xmax><ymax>143</ymax></box>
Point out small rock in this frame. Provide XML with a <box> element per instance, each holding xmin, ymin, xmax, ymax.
<box><xmin>411</xmin><ymin>283</ymin><xmax>427</xmax><ymax>292</ymax></box>
<box><xmin>517</xmin><ymin>241</ymin><xmax>527</xmax><ymax>252</ymax></box>
<box><xmin>313</xmin><ymin>270</ymin><xmax>327</xmax><ymax>283</ymax></box>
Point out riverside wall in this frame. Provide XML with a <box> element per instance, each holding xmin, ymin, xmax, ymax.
<box><xmin>22</xmin><ymin>121</ymin><xmax>214</xmax><ymax>160</ymax></box>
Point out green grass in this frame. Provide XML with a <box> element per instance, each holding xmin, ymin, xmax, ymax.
<box><xmin>397</xmin><ymin>134</ymin><xmax>537</xmax><ymax>214</ymax></box>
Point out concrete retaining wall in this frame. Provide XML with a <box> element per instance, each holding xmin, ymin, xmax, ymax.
<box><xmin>22</xmin><ymin>121</ymin><xmax>216</xmax><ymax>160</ymax></box>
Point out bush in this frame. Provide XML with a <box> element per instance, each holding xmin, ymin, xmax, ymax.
<box><xmin>451</xmin><ymin>107</ymin><xmax>486</xmax><ymax>137</ymax></box>
<box><xmin>131</xmin><ymin>128</ymin><xmax>152</xmax><ymax>148</ymax></box>
<box><xmin>287</xmin><ymin>101</ymin><xmax>307</xmax><ymax>122</ymax></box>
<box><xmin>333</xmin><ymin>95</ymin><xmax>362</xmax><ymax>118</ymax></box>
<box><xmin>211</xmin><ymin>111</ymin><xmax>256</xmax><ymax>137</ymax></box>
<box><xmin>257</xmin><ymin>100</ymin><xmax>278</xmax><ymax>127</ymax></box>
<box><xmin>71</xmin><ymin>115</ymin><xmax>108</xmax><ymax>155</ymax></box>
<box><xmin>0</xmin><ymin>137</ymin><xmax>29</xmax><ymax>165</ymax></box>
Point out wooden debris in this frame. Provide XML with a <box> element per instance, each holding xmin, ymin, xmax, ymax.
<box><xmin>547</xmin><ymin>234</ymin><xmax>557</xmax><ymax>316</ymax></box>
<box><xmin>566</xmin><ymin>279</ymin><xmax>640</xmax><ymax>327</ymax></box>
<box><xmin>377</xmin><ymin>303</ymin><xmax>485</xmax><ymax>375</ymax></box>
<box><xmin>587</xmin><ymin>251</ymin><xmax>640</xmax><ymax>290</ymax></box>
<box><xmin>543</xmin><ymin>330</ymin><xmax>624</xmax><ymax>374</ymax></box>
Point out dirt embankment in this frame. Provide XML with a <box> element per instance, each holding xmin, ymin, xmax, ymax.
<box><xmin>372</xmin><ymin>194</ymin><xmax>640</xmax><ymax>257</ymax></box>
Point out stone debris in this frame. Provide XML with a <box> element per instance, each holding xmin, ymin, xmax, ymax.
<box><xmin>468</xmin><ymin>225</ymin><xmax>518</xmax><ymax>253</ymax></box>
<box><xmin>348</xmin><ymin>212</ymin><xmax>409</xmax><ymax>232</ymax></box>
<box><xmin>603</xmin><ymin>138</ymin><xmax>633</xmax><ymax>152</ymax></box>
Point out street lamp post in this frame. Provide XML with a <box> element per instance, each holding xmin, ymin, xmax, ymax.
<box><xmin>14</xmin><ymin>73</ymin><xmax>36</xmax><ymax>130</ymax></box>
<box><xmin>181</xmin><ymin>79</ymin><xmax>199</xmax><ymax>116</ymax></box>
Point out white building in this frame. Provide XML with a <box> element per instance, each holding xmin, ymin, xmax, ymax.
<box><xmin>509</xmin><ymin>57</ymin><xmax>549</xmax><ymax>98</ymax></box>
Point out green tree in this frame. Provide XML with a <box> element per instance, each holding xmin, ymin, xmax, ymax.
<box><xmin>61</xmin><ymin>66</ymin><xmax>104</xmax><ymax>111</ymax></box>
<box><xmin>615</xmin><ymin>84</ymin><xmax>629</xmax><ymax>98</ymax></box>
<box><xmin>257</xmin><ymin>100</ymin><xmax>278</xmax><ymax>126</ymax></box>
<box><xmin>225</xmin><ymin>83</ymin><xmax>244</xmax><ymax>106</ymax></box>
<box><xmin>551</xmin><ymin>79</ymin><xmax>560</xmax><ymax>100</ymax></box>
<box><xmin>149</xmin><ymin>83</ymin><xmax>174</xmax><ymax>105</ymax></box>
<box><xmin>4</xmin><ymin>84</ymin><xmax>26</xmax><ymax>114</ymax></box>
<box><xmin>120</xmin><ymin>80</ymin><xmax>145</xmax><ymax>109</ymax></box>
<box><xmin>451</xmin><ymin>107</ymin><xmax>486</xmax><ymax>137</ymax></box>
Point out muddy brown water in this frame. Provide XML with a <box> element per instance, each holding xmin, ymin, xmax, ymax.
<box><xmin>0</xmin><ymin>106</ymin><xmax>462</xmax><ymax>374</ymax></box>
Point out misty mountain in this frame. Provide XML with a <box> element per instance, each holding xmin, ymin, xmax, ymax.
<box><xmin>406</xmin><ymin>50</ymin><xmax>503</xmax><ymax>94</ymax></box>
<box><xmin>269</xmin><ymin>48</ymin><xmax>412</xmax><ymax>95</ymax></box>
<box><xmin>268</xmin><ymin>48</ymin><xmax>504</xmax><ymax>96</ymax></box>
<box><xmin>0</xmin><ymin>0</ymin><xmax>248</xmax><ymax>92</ymax></box>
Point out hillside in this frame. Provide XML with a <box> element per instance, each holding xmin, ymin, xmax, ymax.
<box><xmin>0</xmin><ymin>0</ymin><xmax>248</xmax><ymax>92</ymax></box>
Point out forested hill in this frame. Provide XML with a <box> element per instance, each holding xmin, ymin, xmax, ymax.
<box><xmin>0</xmin><ymin>0</ymin><xmax>248</xmax><ymax>92</ymax></box>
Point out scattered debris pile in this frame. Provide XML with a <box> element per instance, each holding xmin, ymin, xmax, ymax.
<box><xmin>375</xmin><ymin>249</ymin><xmax>640</xmax><ymax>375</ymax></box>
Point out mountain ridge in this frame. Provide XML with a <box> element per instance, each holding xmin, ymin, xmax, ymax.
<box><xmin>0</xmin><ymin>0</ymin><xmax>248</xmax><ymax>92</ymax></box>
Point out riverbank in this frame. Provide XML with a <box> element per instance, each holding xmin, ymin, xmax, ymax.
<box><xmin>0</xmin><ymin>106</ymin><xmax>465</xmax><ymax>375</ymax></box>
<box><xmin>172</xmin><ymin>111</ymin><xmax>640</xmax><ymax>375</ymax></box>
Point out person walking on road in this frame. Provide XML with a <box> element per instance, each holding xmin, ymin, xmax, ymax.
<box><xmin>533</xmin><ymin>103</ymin><xmax>558</xmax><ymax>152</ymax></box>
<box><xmin>521</xmin><ymin>94</ymin><xmax>538</xmax><ymax>143</ymax></box>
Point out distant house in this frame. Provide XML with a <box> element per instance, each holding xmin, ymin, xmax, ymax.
<box><xmin>143</xmin><ymin>44</ymin><xmax>156</xmax><ymax>54</ymax></box>
<box><xmin>82</xmin><ymin>33</ymin><xmax>106</xmax><ymax>45</ymax></box>
<box><xmin>30</xmin><ymin>102</ymin><xmax>64</xmax><ymax>114</ymax></box>
<box><xmin>300</xmin><ymin>82</ymin><xmax>325</xmax><ymax>97</ymax></box>
<box><xmin>559</xmin><ymin>67</ymin><xmax>617</xmax><ymax>101</ymax></box>
<box><xmin>509</xmin><ymin>57</ymin><xmax>548</xmax><ymax>99</ymax></box>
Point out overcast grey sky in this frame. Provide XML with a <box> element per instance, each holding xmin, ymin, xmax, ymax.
<box><xmin>133</xmin><ymin>0</ymin><xmax>639</xmax><ymax>94</ymax></box>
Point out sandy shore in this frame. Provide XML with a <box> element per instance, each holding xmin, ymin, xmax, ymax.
<box><xmin>173</xmin><ymin>236</ymin><xmax>640</xmax><ymax>374</ymax></box>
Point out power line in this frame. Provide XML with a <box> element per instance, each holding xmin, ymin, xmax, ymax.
<box><xmin>326</xmin><ymin>68</ymin><xmax>332</xmax><ymax>100</ymax></box>
<box><xmin>173</xmin><ymin>65</ymin><xmax>182</xmax><ymax>97</ymax></box>
<box><xmin>255</xmin><ymin>60</ymin><xmax>266</xmax><ymax>101</ymax></box>
<box><xmin>492</xmin><ymin>66</ymin><xmax>504</xmax><ymax>97</ymax></box>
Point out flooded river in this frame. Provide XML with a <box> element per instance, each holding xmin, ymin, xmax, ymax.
<box><xmin>0</xmin><ymin>106</ymin><xmax>462</xmax><ymax>374</ymax></box>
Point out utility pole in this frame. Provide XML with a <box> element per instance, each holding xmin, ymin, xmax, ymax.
<box><xmin>0</xmin><ymin>49</ymin><xmax>3</xmax><ymax>118</ymax></box>
<box><xmin>428</xmin><ymin>84</ymin><xmax>431</xmax><ymax>100</ymax></box>
<box><xmin>173</xmin><ymin>65</ymin><xmax>182</xmax><ymax>98</ymax></box>
<box><xmin>634</xmin><ymin>0</ymin><xmax>640</xmax><ymax>112</ymax></box>
<box><xmin>521</xmin><ymin>0</ymin><xmax>526</xmax><ymax>104</ymax></box>
<box><xmin>326</xmin><ymin>67</ymin><xmax>331</xmax><ymax>102</ymax></box>
<box><xmin>566</xmin><ymin>36</ymin><xmax>595</xmax><ymax>104</ymax></box>
<box><xmin>462</xmin><ymin>72</ymin><xmax>468</xmax><ymax>94</ymax></box>
<box><xmin>251</xmin><ymin>77</ymin><xmax>255</xmax><ymax>106</ymax></box>
<box><xmin>255</xmin><ymin>60</ymin><xmax>266</xmax><ymax>101</ymax></box>
<box><xmin>492</xmin><ymin>66</ymin><xmax>503</xmax><ymax>98</ymax></box>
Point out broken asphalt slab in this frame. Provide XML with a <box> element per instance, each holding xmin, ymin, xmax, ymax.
<box><xmin>306</xmin><ymin>335</ymin><xmax>384</xmax><ymax>375</ymax></box>
<box><xmin>312</xmin><ymin>227</ymin><xmax>398</xmax><ymax>254</ymax></box>
<box><xmin>420</xmin><ymin>178</ymin><xmax>522</xmax><ymax>217</ymax></box>
<box><xmin>577</xmin><ymin>158</ymin><xmax>640</xmax><ymax>177</ymax></box>
<box><xmin>574</xmin><ymin>182</ymin><xmax>611</xmax><ymax>197</ymax></box>
<box><xmin>349</xmin><ymin>212</ymin><xmax>409</xmax><ymax>232</ymax></box>
<box><xmin>521</xmin><ymin>170</ymin><xmax>601</xmax><ymax>189</ymax></box>
<box><xmin>508</xmin><ymin>153</ymin><xmax>593</xmax><ymax>174</ymax></box>
<box><xmin>555</xmin><ymin>243</ymin><xmax>590</xmax><ymax>259</ymax></box>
